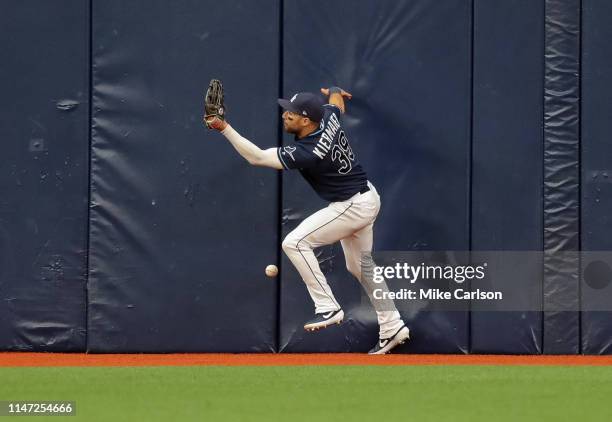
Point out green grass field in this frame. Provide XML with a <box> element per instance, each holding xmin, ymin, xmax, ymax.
<box><xmin>2</xmin><ymin>365</ymin><xmax>611</xmax><ymax>421</ymax></box>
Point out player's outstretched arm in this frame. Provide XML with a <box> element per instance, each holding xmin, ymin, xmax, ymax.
<box><xmin>204</xmin><ymin>117</ymin><xmax>283</xmax><ymax>170</ymax></box>
<box><xmin>321</xmin><ymin>86</ymin><xmax>352</xmax><ymax>114</ymax></box>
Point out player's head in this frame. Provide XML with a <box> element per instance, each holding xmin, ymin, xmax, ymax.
<box><xmin>278</xmin><ymin>92</ymin><xmax>324</xmax><ymax>135</ymax></box>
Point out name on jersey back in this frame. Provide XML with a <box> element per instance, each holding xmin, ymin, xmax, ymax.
<box><xmin>313</xmin><ymin>113</ymin><xmax>341</xmax><ymax>159</ymax></box>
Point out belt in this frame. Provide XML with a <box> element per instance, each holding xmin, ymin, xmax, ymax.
<box><xmin>359</xmin><ymin>185</ymin><xmax>370</xmax><ymax>194</ymax></box>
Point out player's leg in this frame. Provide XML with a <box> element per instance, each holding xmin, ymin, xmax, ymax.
<box><xmin>282</xmin><ymin>200</ymin><xmax>374</xmax><ymax>330</ymax></box>
<box><xmin>340</xmin><ymin>186</ymin><xmax>410</xmax><ymax>354</ymax></box>
<box><xmin>340</xmin><ymin>224</ymin><xmax>406</xmax><ymax>339</ymax></box>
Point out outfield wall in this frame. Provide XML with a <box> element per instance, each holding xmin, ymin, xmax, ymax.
<box><xmin>0</xmin><ymin>0</ymin><xmax>610</xmax><ymax>354</ymax></box>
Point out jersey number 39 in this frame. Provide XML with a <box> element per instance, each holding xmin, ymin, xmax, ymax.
<box><xmin>331</xmin><ymin>131</ymin><xmax>355</xmax><ymax>175</ymax></box>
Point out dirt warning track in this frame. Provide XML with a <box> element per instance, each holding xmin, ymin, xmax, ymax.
<box><xmin>1</xmin><ymin>353</ymin><xmax>612</xmax><ymax>367</ymax></box>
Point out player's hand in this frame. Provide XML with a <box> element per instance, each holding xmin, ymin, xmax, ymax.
<box><xmin>321</xmin><ymin>87</ymin><xmax>352</xmax><ymax>99</ymax></box>
<box><xmin>204</xmin><ymin>115</ymin><xmax>228</xmax><ymax>131</ymax></box>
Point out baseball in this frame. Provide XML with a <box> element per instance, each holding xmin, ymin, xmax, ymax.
<box><xmin>265</xmin><ymin>264</ymin><xmax>278</xmax><ymax>277</ymax></box>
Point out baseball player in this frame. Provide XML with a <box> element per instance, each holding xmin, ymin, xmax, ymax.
<box><xmin>205</xmin><ymin>86</ymin><xmax>409</xmax><ymax>354</ymax></box>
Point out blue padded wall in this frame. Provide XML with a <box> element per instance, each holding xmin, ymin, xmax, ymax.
<box><xmin>471</xmin><ymin>0</ymin><xmax>544</xmax><ymax>354</ymax></box>
<box><xmin>88</xmin><ymin>0</ymin><xmax>280</xmax><ymax>352</ymax></box>
<box><xmin>0</xmin><ymin>0</ymin><xmax>90</xmax><ymax>351</ymax></box>
<box><xmin>581</xmin><ymin>0</ymin><xmax>612</xmax><ymax>355</ymax></box>
<box><xmin>3</xmin><ymin>0</ymin><xmax>610</xmax><ymax>355</ymax></box>
<box><xmin>279</xmin><ymin>0</ymin><xmax>472</xmax><ymax>353</ymax></box>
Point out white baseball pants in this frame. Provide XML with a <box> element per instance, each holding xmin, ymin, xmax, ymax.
<box><xmin>282</xmin><ymin>182</ymin><xmax>404</xmax><ymax>338</ymax></box>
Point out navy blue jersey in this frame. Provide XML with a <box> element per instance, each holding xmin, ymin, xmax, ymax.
<box><xmin>277</xmin><ymin>104</ymin><xmax>368</xmax><ymax>202</ymax></box>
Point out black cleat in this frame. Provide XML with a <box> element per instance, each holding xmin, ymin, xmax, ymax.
<box><xmin>368</xmin><ymin>325</ymin><xmax>410</xmax><ymax>355</ymax></box>
<box><xmin>303</xmin><ymin>310</ymin><xmax>344</xmax><ymax>331</ymax></box>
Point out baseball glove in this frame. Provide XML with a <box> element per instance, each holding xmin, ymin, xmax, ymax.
<box><xmin>204</xmin><ymin>78</ymin><xmax>226</xmax><ymax>129</ymax></box>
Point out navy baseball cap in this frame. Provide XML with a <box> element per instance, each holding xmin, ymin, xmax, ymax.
<box><xmin>277</xmin><ymin>92</ymin><xmax>325</xmax><ymax>122</ymax></box>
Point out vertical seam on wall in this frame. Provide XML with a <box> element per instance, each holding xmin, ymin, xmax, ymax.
<box><xmin>541</xmin><ymin>0</ymin><xmax>546</xmax><ymax>355</ymax></box>
<box><xmin>468</xmin><ymin>0</ymin><xmax>475</xmax><ymax>354</ymax></box>
<box><xmin>578</xmin><ymin>0</ymin><xmax>583</xmax><ymax>354</ymax></box>
<box><xmin>275</xmin><ymin>0</ymin><xmax>284</xmax><ymax>353</ymax></box>
<box><xmin>85</xmin><ymin>0</ymin><xmax>94</xmax><ymax>352</ymax></box>
<box><xmin>543</xmin><ymin>0</ymin><xmax>581</xmax><ymax>354</ymax></box>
